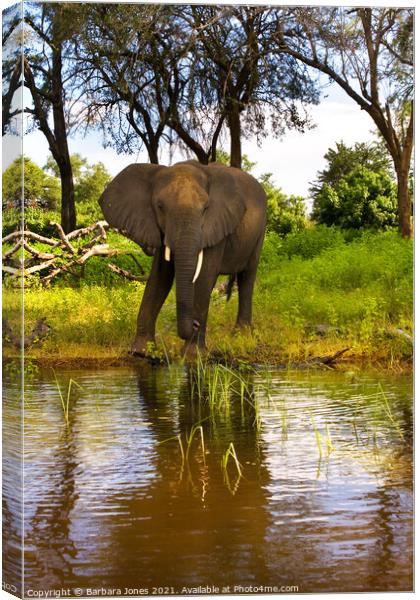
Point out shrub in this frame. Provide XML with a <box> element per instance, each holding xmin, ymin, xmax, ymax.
<box><xmin>278</xmin><ymin>225</ymin><xmax>346</xmax><ymax>259</ymax></box>
<box><xmin>2</xmin><ymin>156</ymin><xmax>60</xmax><ymax>210</ymax></box>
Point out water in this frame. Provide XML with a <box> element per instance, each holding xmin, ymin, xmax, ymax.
<box><xmin>3</xmin><ymin>365</ymin><xmax>413</xmax><ymax>595</ymax></box>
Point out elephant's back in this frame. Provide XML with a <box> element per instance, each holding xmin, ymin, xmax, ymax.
<box><xmin>219</xmin><ymin>171</ymin><xmax>267</xmax><ymax>273</ymax></box>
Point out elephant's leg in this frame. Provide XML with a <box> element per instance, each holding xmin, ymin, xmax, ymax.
<box><xmin>132</xmin><ymin>250</ymin><xmax>174</xmax><ymax>356</ymax></box>
<box><xmin>189</xmin><ymin>274</ymin><xmax>218</xmax><ymax>350</ymax></box>
<box><xmin>235</xmin><ymin>236</ymin><xmax>264</xmax><ymax>329</ymax></box>
<box><xmin>183</xmin><ymin>246</ymin><xmax>223</xmax><ymax>356</ymax></box>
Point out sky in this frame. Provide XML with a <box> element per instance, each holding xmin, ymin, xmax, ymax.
<box><xmin>0</xmin><ymin>0</ymin><xmax>407</xmax><ymax>199</ymax></box>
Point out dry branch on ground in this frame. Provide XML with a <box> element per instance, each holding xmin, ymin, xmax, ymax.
<box><xmin>2</xmin><ymin>221</ymin><xmax>146</xmax><ymax>286</ymax></box>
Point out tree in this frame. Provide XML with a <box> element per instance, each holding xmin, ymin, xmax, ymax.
<box><xmin>72</xmin><ymin>4</ymin><xmax>169</xmax><ymax>164</ymax></box>
<box><xmin>2</xmin><ymin>5</ymin><xmax>22</xmax><ymax>136</ymax></box>
<box><xmin>45</xmin><ymin>153</ymin><xmax>87</xmax><ymax>181</ymax></box>
<box><xmin>276</xmin><ymin>7</ymin><xmax>413</xmax><ymax>237</ymax></box>
<box><xmin>23</xmin><ymin>2</ymin><xmax>84</xmax><ymax>232</ymax></box>
<box><xmin>76</xmin><ymin>4</ymin><xmax>226</xmax><ymax>165</ymax></box>
<box><xmin>2</xmin><ymin>156</ymin><xmax>60</xmax><ymax>209</ymax></box>
<box><xmin>260</xmin><ymin>173</ymin><xmax>307</xmax><ymax>236</ymax></box>
<box><xmin>76</xmin><ymin>5</ymin><xmax>319</xmax><ymax>169</ymax></box>
<box><xmin>214</xmin><ymin>149</ymin><xmax>256</xmax><ymax>173</ymax></box>
<box><xmin>312</xmin><ymin>166</ymin><xmax>398</xmax><ymax>230</ymax></box>
<box><xmin>310</xmin><ymin>141</ymin><xmax>393</xmax><ymax>195</ymax></box>
<box><xmin>74</xmin><ymin>162</ymin><xmax>111</xmax><ymax>206</ymax></box>
<box><xmin>45</xmin><ymin>153</ymin><xmax>112</xmax><ymax>205</ymax></box>
<box><xmin>188</xmin><ymin>6</ymin><xmax>319</xmax><ymax>168</ymax></box>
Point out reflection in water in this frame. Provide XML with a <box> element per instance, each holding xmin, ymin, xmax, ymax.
<box><xmin>2</xmin><ymin>372</ymin><xmax>23</xmax><ymax>598</ymax></box>
<box><xmin>2</xmin><ymin>366</ymin><xmax>413</xmax><ymax>594</ymax></box>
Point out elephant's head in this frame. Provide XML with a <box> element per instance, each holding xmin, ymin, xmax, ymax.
<box><xmin>99</xmin><ymin>161</ymin><xmax>245</xmax><ymax>340</ymax></box>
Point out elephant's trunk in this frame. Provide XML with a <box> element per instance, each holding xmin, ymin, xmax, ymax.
<box><xmin>174</xmin><ymin>238</ymin><xmax>202</xmax><ymax>341</ymax></box>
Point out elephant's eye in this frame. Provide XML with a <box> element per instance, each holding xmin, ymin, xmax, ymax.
<box><xmin>202</xmin><ymin>204</ymin><xmax>209</xmax><ymax>214</ymax></box>
<box><xmin>157</xmin><ymin>201</ymin><xmax>164</xmax><ymax>211</ymax></box>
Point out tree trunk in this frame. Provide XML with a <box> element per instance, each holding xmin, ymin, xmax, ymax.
<box><xmin>168</xmin><ymin>120</ymin><xmax>209</xmax><ymax>164</ymax></box>
<box><xmin>58</xmin><ymin>160</ymin><xmax>76</xmax><ymax>234</ymax></box>
<box><xmin>396</xmin><ymin>163</ymin><xmax>412</xmax><ymax>239</ymax></box>
<box><xmin>2</xmin><ymin>57</ymin><xmax>21</xmax><ymax>136</ymax></box>
<box><xmin>53</xmin><ymin>100</ymin><xmax>76</xmax><ymax>232</ymax></box>
<box><xmin>147</xmin><ymin>141</ymin><xmax>159</xmax><ymax>164</ymax></box>
<box><xmin>52</xmin><ymin>45</ymin><xmax>76</xmax><ymax>233</ymax></box>
<box><xmin>228</xmin><ymin>106</ymin><xmax>242</xmax><ymax>168</ymax></box>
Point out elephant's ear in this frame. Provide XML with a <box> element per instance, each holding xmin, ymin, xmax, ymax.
<box><xmin>202</xmin><ymin>164</ymin><xmax>246</xmax><ymax>247</ymax></box>
<box><xmin>99</xmin><ymin>163</ymin><xmax>165</xmax><ymax>248</ymax></box>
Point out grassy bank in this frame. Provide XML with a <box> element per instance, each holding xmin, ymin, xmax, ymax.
<box><xmin>2</xmin><ymin>228</ymin><xmax>413</xmax><ymax>371</ymax></box>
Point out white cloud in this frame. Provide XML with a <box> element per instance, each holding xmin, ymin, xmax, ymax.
<box><xmin>243</xmin><ymin>99</ymin><xmax>376</xmax><ymax>197</ymax></box>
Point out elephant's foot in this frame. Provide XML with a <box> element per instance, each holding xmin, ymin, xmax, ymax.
<box><xmin>182</xmin><ymin>340</ymin><xmax>207</xmax><ymax>362</ymax></box>
<box><xmin>131</xmin><ymin>334</ymin><xmax>155</xmax><ymax>357</ymax></box>
<box><xmin>234</xmin><ymin>321</ymin><xmax>253</xmax><ymax>333</ymax></box>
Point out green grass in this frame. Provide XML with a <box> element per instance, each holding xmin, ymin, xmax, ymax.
<box><xmin>2</xmin><ymin>228</ymin><xmax>413</xmax><ymax>369</ymax></box>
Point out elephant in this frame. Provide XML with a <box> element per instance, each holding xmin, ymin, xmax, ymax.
<box><xmin>99</xmin><ymin>160</ymin><xmax>267</xmax><ymax>356</ymax></box>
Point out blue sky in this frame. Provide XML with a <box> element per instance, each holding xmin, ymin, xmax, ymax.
<box><xmin>1</xmin><ymin>0</ymin><xmax>404</xmax><ymax>198</ymax></box>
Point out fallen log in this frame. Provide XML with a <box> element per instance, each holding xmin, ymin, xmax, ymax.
<box><xmin>2</xmin><ymin>221</ymin><xmax>146</xmax><ymax>286</ymax></box>
<box><xmin>107</xmin><ymin>263</ymin><xmax>148</xmax><ymax>282</ymax></box>
<box><xmin>50</xmin><ymin>222</ymin><xmax>76</xmax><ymax>254</ymax></box>
<box><xmin>3</xmin><ymin>240</ymin><xmax>22</xmax><ymax>258</ymax></box>
<box><xmin>250</xmin><ymin>347</ymin><xmax>351</xmax><ymax>370</ymax></box>
<box><xmin>67</xmin><ymin>220</ymin><xmax>109</xmax><ymax>240</ymax></box>
<box><xmin>3</xmin><ymin>230</ymin><xmax>57</xmax><ymax>245</ymax></box>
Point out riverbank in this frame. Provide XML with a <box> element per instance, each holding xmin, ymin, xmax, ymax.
<box><xmin>2</xmin><ymin>229</ymin><xmax>413</xmax><ymax>373</ymax></box>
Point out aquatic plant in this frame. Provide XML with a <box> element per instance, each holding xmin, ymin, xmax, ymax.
<box><xmin>325</xmin><ymin>424</ymin><xmax>334</xmax><ymax>454</ymax></box>
<box><xmin>377</xmin><ymin>383</ymin><xmax>405</xmax><ymax>440</ymax></box>
<box><xmin>185</xmin><ymin>422</ymin><xmax>206</xmax><ymax>464</ymax></box>
<box><xmin>311</xmin><ymin>415</ymin><xmax>323</xmax><ymax>458</ymax></box>
<box><xmin>52</xmin><ymin>370</ymin><xmax>81</xmax><ymax>425</ymax></box>
<box><xmin>221</xmin><ymin>442</ymin><xmax>243</xmax><ymax>494</ymax></box>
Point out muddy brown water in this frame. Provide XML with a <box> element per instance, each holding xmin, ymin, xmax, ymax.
<box><xmin>2</xmin><ymin>365</ymin><xmax>413</xmax><ymax>596</ymax></box>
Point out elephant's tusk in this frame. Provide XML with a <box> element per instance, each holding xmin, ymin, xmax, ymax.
<box><xmin>164</xmin><ymin>246</ymin><xmax>171</xmax><ymax>262</ymax></box>
<box><xmin>192</xmin><ymin>250</ymin><xmax>203</xmax><ymax>283</ymax></box>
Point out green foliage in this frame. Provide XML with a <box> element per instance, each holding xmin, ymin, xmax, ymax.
<box><xmin>2</xmin><ymin>154</ymin><xmax>112</xmax><ymax>235</ymax></box>
<box><xmin>311</xmin><ymin>141</ymin><xmax>393</xmax><ymax>192</ymax></box>
<box><xmin>262</xmin><ymin>226</ymin><xmax>346</xmax><ymax>262</ymax></box>
<box><xmin>45</xmin><ymin>153</ymin><xmax>112</xmax><ymax>207</ymax></box>
<box><xmin>6</xmin><ymin>228</ymin><xmax>412</xmax><ymax>367</ymax></box>
<box><xmin>2</xmin><ymin>156</ymin><xmax>60</xmax><ymax>209</ymax></box>
<box><xmin>260</xmin><ymin>173</ymin><xmax>307</xmax><ymax>236</ymax></box>
<box><xmin>2</xmin><ymin>206</ymin><xmax>61</xmax><ymax>237</ymax></box>
<box><xmin>257</xmin><ymin>230</ymin><xmax>412</xmax><ymax>336</ymax></box>
<box><xmin>213</xmin><ymin>149</ymin><xmax>256</xmax><ymax>173</ymax></box>
<box><xmin>45</xmin><ymin>153</ymin><xmax>87</xmax><ymax>180</ymax></box>
<box><xmin>311</xmin><ymin>142</ymin><xmax>398</xmax><ymax>230</ymax></box>
<box><xmin>313</xmin><ymin>167</ymin><xmax>398</xmax><ymax>230</ymax></box>
<box><xmin>75</xmin><ymin>161</ymin><xmax>111</xmax><ymax>204</ymax></box>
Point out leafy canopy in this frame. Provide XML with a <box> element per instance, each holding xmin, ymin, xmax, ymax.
<box><xmin>311</xmin><ymin>142</ymin><xmax>398</xmax><ymax>230</ymax></box>
<box><xmin>2</xmin><ymin>156</ymin><xmax>60</xmax><ymax>209</ymax></box>
<box><xmin>45</xmin><ymin>153</ymin><xmax>112</xmax><ymax>205</ymax></box>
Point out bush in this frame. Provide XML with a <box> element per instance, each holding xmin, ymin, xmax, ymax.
<box><xmin>2</xmin><ymin>156</ymin><xmax>60</xmax><ymax>210</ymax></box>
<box><xmin>311</xmin><ymin>141</ymin><xmax>399</xmax><ymax>230</ymax></box>
<box><xmin>261</xmin><ymin>173</ymin><xmax>308</xmax><ymax>236</ymax></box>
<box><xmin>258</xmin><ymin>230</ymin><xmax>412</xmax><ymax>326</ymax></box>
<box><xmin>278</xmin><ymin>225</ymin><xmax>346</xmax><ymax>259</ymax></box>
